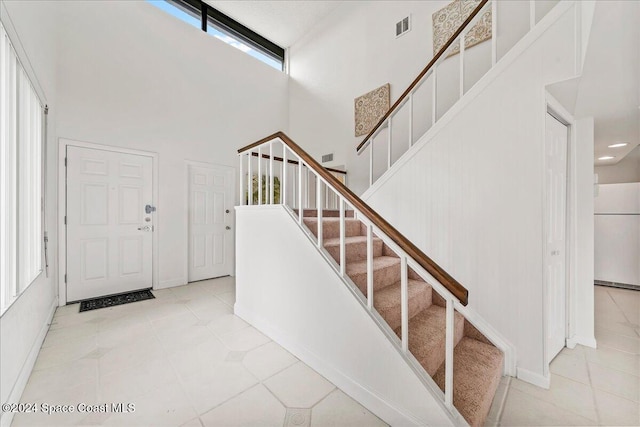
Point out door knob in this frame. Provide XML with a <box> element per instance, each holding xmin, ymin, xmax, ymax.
<box><xmin>138</xmin><ymin>225</ymin><xmax>154</xmax><ymax>232</ymax></box>
<box><xmin>226</xmin><ymin>226</ymin><xmax>231</xmax><ymax>230</ymax></box>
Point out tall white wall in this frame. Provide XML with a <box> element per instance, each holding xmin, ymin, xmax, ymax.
<box><xmin>287</xmin><ymin>1</ymin><xmax>549</xmax><ymax>195</ymax></box>
<box><xmin>0</xmin><ymin>2</ymin><xmax>59</xmax><ymax>425</ymax></box>
<box><xmin>55</xmin><ymin>1</ymin><xmax>289</xmax><ymax>289</ymax></box>
<box><xmin>235</xmin><ymin>205</ymin><xmax>454</xmax><ymax>427</ymax></box>
<box><xmin>362</xmin><ymin>6</ymin><xmax>584</xmax><ymax>378</ymax></box>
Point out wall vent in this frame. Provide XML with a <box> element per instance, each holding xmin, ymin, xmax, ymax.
<box><xmin>322</xmin><ymin>153</ymin><xmax>334</xmax><ymax>163</ymax></box>
<box><xmin>396</xmin><ymin>16</ymin><xmax>410</xmax><ymax>38</ymax></box>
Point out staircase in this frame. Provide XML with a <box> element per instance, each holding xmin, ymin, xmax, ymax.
<box><xmin>305</xmin><ymin>212</ymin><xmax>503</xmax><ymax>427</ymax></box>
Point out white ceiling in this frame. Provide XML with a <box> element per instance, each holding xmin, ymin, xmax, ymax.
<box><xmin>204</xmin><ymin>1</ymin><xmax>341</xmax><ymax>48</ymax></box>
<box><xmin>575</xmin><ymin>1</ymin><xmax>640</xmax><ymax>166</ymax></box>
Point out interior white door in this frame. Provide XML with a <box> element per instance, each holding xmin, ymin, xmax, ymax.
<box><xmin>545</xmin><ymin>113</ymin><xmax>568</xmax><ymax>361</ymax></box>
<box><xmin>188</xmin><ymin>164</ymin><xmax>233</xmax><ymax>282</ymax></box>
<box><xmin>66</xmin><ymin>146</ymin><xmax>153</xmax><ymax>302</ymax></box>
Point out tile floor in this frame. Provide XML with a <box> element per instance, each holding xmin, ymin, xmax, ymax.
<box><xmin>12</xmin><ymin>277</ymin><xmax>386</xmax><ymax>427</ymax></box>
<box><xmin>488</xmin><ymin>285</ymin><xmax>639</xmax><ymax>426</ymax></box>
<box><xmin>11</xmin><ymin>281</ymin><xmax>640</xmax><ymax>427</ymax></box>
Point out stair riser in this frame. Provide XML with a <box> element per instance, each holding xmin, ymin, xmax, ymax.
<box><xmin>304</xmin><ymin>219</ymin><xmax>362</xmax><ymax>239</ymax></box>
<box><xmin>325</xmin><ymin>239</ymin><xmax>383</xmax><ymax>263</ymax></box>
<box><xmin>376</xmin><ymin>286</ymin><xmax>432</xmax><ymax>331</ymax></box>
<box><xmin>411</xmin><ymin>313</ymin><xmax>465</xmax><ymax>376</ymax></box>
<box><xmin>349</xmin><ymin>262</ymin><xmax>400</xmax><ymax>294</ymax></box>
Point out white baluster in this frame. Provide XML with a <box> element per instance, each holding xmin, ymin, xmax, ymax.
<box><xmin>339</xmin><ymin>198</ymin><xmax>345</xmax><ymax>276</ymax></box>
<box><xmin>491</xmin><ymin>0</ymin><xmax>498</xmax><ymax>65</ymax></box>
<box><xmin>258</xmin><ymin>146</ymin><xmax>263</xmax><ymax>205</ymax></box>
<box><xmin>317</xmin><ymin>178</ymin><xmax>323</xmax><ymax>248</ymax></box>
<box><xmin>298</xmin><ymin>159</ymin><xmax>303</xmax><ymax>223</ymax></box>
<box><xmin>408</xmin><ymin>93</ymin><xmax>414</xmax><ymax>148</ymax></box>
<box><xmin>239</xmin><ymin>153</ymin><xmax>244</xmax><ymax>205</ymax></box>
<box><xmin>248</xmin><ymin>153</ymin><xmax>253</xmax><ymax>206</ymax></box>
<box><xmin>445</xmin><ymin>297</ymin><xmax>455</xmax><ymax>410</ymax></box>
<box><xmin>369</xmin><ymin>144</ymin><xmax>374</xmax><ymax>187</ymax></box>
<box><xmin>459</xmin><ymin>29</ymin><xmax>465</xmax><ymax>98</ymax></box>
<box><xmin>366</xmin><ymin>224</ymin><xmax>373</xmax><ymax>310</ymax></box>
<box><xmin>269</xmin><ymin>141</ymin><xmax>274</xmax><ymax>204</ymax></box>
<box><xmin>432</xmin><ymin>67</ymin><xmax>438</xmax><ymax>124</ymax></box>
<box><xmin>401</xmin><ymin>256</ymin><xmax>409</xmax><ymax>352</ymax></box>
<box><xmin>387</xmin><ymin>118</ymin><xmax>392</xmax><ymax>169</ymax></box>
<box><xmin>529</xmin><ymin>0</ymin><xmax>536</xmax><ymax>30</ymax></box>
<box><xmin>282</xmin><ymin>143</ymin><xmax>287</xmax><ymax>206</ymax></box>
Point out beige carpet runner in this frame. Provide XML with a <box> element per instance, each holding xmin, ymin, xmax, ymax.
<box><xmin>304</xmin><ymin>212</ymin><xmax>504</xmax><ymax>427</ymax></box>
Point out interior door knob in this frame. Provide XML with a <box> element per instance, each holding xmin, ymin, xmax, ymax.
<box><xmin>226</xmin><ymin>226</ymin><xmax>231</xmax><ymax>230</ymax></box>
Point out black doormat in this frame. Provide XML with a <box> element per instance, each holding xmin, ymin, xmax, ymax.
<box><xmin>79</xmin><ymin>289</ymin><xmax>155</xmax><ymax>312</ymax></box>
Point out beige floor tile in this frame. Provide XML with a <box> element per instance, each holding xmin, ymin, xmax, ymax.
<box><xmin>588</xmin><ymin>361</ymin><xmax>639</xmax><ymax>402</ymax></box>
<box><xmin>180</xmin><ymin>417</ymin><xmax>204</xmax><ymax>427</ymax></box>
<box><xmin>510</xmin><ymin>375</ymin><xmax>598</xmax><ymax>422</ymax></box>
<box><xmin>98</xmin><ymin>334</ymin><xmax>165</xmax><ymax>376</ymax></box>
<box><xmin>153</xmin><ymin>320</ymin><xmax>218</xmax><ymax>356</ymax></box>
<box><xmin>99</xmin><ymin>355</ymin><xmax>180</xmax><ymax>402</ymax></box>
<box><xmin>500</xmin><ymin>387</ymin><xmax>597</xmax><ymax>426</ymax></box>
<box><xmin>207</xmin><ymin>313</ymin><xmax>250</xmax><ymax>336</ymax></box>
<box><xmin>184</xmin><ymin>293</ymin><xmax>231</xmax><ymax>313</ymax></box>
<box><xmin>170</xmin><ymin>283</ymin><xmax>212</xmax><ymax>299</ymax></box>
<box><xmin>198</xmin><ymin>276</ymin><xmax>235</xmax><ymax>295</ymax></box>
<box><xmin>33</xmin><ymin>335</ymin><xmax>98</xmax><ymax>371</ymax></box>
<box><xmin>264</xmin><ymin>362</ymin><xmax>335</xmax><ymax>408</ymax></box>
<box><xmin>596</xmin><ymin>330</ymin><xmax>640</xmax><ymax>355</ymax></box>
<box><xmin>549</xmin><ymin>352</ymin><xmax>590</xmax><ymax>385</ymax></box>
<box><xmin>594</xmin><ymin>389</ymin><xmax>640</xmax><ymax>426</ymax></box>
<box><xmin>200</xmin><ymin>384</ymin><xmax>286</xmax><ymax>427</ymax></box>
<box><xmin>12</xmin><ymin>381</ymin><xmax>99</xmax><ymax>426</ymax></box>
<box><xmin>583</xmin><ymin>344</ymin><xmax>640</xmax><ymax>376</ymax></box>
<box><xmin>243</xmin><ymin>341</ymin><xmax>298</xmax><ymax>380</ymax></box>
<box><xmin>101</xmin><ymin>382</ymin><xmax>198</xmax><ymax>427</ymax></box>
<box><xmin>143</xmin><ymin>300</ymin><xmax>193</xmax><ymax>322</ymax></box>
<box><xmin>216</xmin><ymin>290</ymin><xmax>236</xmax><ymax>307</ymax></box>
<box><xmin>21</xmin><ymin>358</ymin><xmax>98</xmax><ymax>401</ymax></box>
<box><xmin>97</xmin><ymin>319</ymin><xmax>154</xmax><ymax>349</ymax></box>
<box><xmin>181</xmin><ymin>362</ymin><xmax>259</xmax><ymax>415</ymax></box>
<box><xmin>168</xmin><ymin>336</ymin><xmax>230</xmax><ymax>382</ymax></box>
<box><xmin>310</xmin><ymin>389</ymin><xmax>387</xmax><ymax>427</ymax></box>
<box><xmin>218</xmin><ymin>325</ymin><xmax>270</xmax><ymax>351</ymax></box>
<box><xmin>191</xmin><ymin>302</ymin><xmax>233</xmax><ymax>323</ymax></box>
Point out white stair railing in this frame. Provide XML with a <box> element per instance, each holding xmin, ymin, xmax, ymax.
<box><xmin>238</xmin><ymin>132</ymin><xmax>469</xmax><ymax>416</ymax></box>
<box><xmin>357</xmin><ymin>0</ymin><xmax>560</xmax><ymax>186</ymax></box>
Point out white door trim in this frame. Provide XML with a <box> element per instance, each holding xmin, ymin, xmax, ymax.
<box><xmin>57</xmin><ymin>138</ymin><xmax>159</xmax><ymax>306</ymax></box>
<box><xmin>183</xmin><ymin>160</ymin><xmax>236</xmax><ymax>283</ymax></box>
<box><xmin>542</xmin><ymin>94</ymin><xmax>575</xmax><ymax>378</ymax></box>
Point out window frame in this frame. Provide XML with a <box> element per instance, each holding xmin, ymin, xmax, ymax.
<box><xmin>0</xmin><ymin>20</ymin><xmax>46</xmax><ymax>316</ymax></box>
<box><xmin>167</xmin><ymin>0</ymin><xmax>285</xmax><ymax>70</ymax></box>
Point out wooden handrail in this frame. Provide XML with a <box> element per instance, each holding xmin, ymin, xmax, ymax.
<box><xmin>356</xmin><ymin>0</ymin><xmax>489</xmax><ymax>153</ymax></box>
<box><xmin>249</xmin><ymin>152</ymin><xmax>347</xmax><ymax>175</ymax></box>
<box><xmin>239</xmin><ymin>132</ymin><xmax>469</xmax><ymax>306</ymax></box>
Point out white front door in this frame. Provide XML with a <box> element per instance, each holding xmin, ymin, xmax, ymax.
<box><xmin>66</xmin><ymin>146</ymin><xmax>153</xmax><ymax>302</ymax></box>
<box><xmin>188</xmin><ymin>164</ymin><xmax>233</xmax><ymax>282</ymax></box>
<box><xmin>545</xmin><ymin>112</ymin><xmax>568</xmax><ymax>361</ymax></box>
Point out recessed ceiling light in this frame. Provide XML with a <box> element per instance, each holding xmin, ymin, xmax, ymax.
<box><xmin>608</xmin><ymin>143</ymin><xmax>628</xmax><ymax>148</ymax></box>
<box><xmin>598</xmin><ymin>156</ymin><xmax>615</xmax><ymax>160</ymax></box>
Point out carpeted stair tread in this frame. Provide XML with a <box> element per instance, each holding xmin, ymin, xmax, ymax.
<box><xmin>395</xmin><ymin>305</ymin><xmax>464</xmax><ymax>376</ymax></box>
<box><xmin>432</xmin><ymin>337</ymin><xmax>504</xmax><ymax>427</ymax></box>
<box><xmin>346</xmin><ymin>256</ymin><xmax>401</xmax><ymax>293</ymax></box>
<box><xmin>324</xmin><ymin>235</ymin><xmax>383</xmax><ymax>263</ymax></box>
<box><xmin>373</xmin><ymin>279</ymin><xmax>432</xmax><ymax>330</ymax></box>
<box><xmin>304</xmin><ymin>217</ymin><xmax>362</xmax><ymax>239</ymax></box>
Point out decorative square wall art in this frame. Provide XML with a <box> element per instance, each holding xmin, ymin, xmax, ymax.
<box><xmin>432</xmin><ymin>0</ymin><xmax>492</xmax><ymax>57</ymax></box>
<box><xmin>354</xmin><ymin>83</ymin><xmax>390</xmax><ymax>137</ymax></box>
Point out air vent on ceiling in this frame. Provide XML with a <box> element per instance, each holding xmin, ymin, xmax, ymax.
<box><xmin>396</xmin><ymin>16</ymin><xmax>410</xmax><ymax>38</ymax></box>
<box><xmin>322</xmin><ymin>153</ymin><xmax>334</xmax><ymax>163</ymax></box>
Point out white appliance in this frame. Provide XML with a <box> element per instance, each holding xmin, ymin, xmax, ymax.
<box><xmin>594</xmin><ymin>182</ymin><xmax>640</xmax><ymax>288</ymax></box>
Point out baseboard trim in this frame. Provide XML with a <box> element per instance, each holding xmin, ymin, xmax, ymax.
<box><xmin>234</xmin><ymin>303</ymin><xmax>433</xmax><ymax>427</ymax></box>
<box><xmin>0</xmin><ymin>297</ymin><xmax>57</xmax><ymax>427</ymax></box>
<box><xmin>516</xmin><ymin>367</ymin><xmax>550</xmax><ymax>389</ymax></box>
<box><xmin>567</xmin><ymin>335</ymin><xmax>597</xmax><ymax>349</ymax></box>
